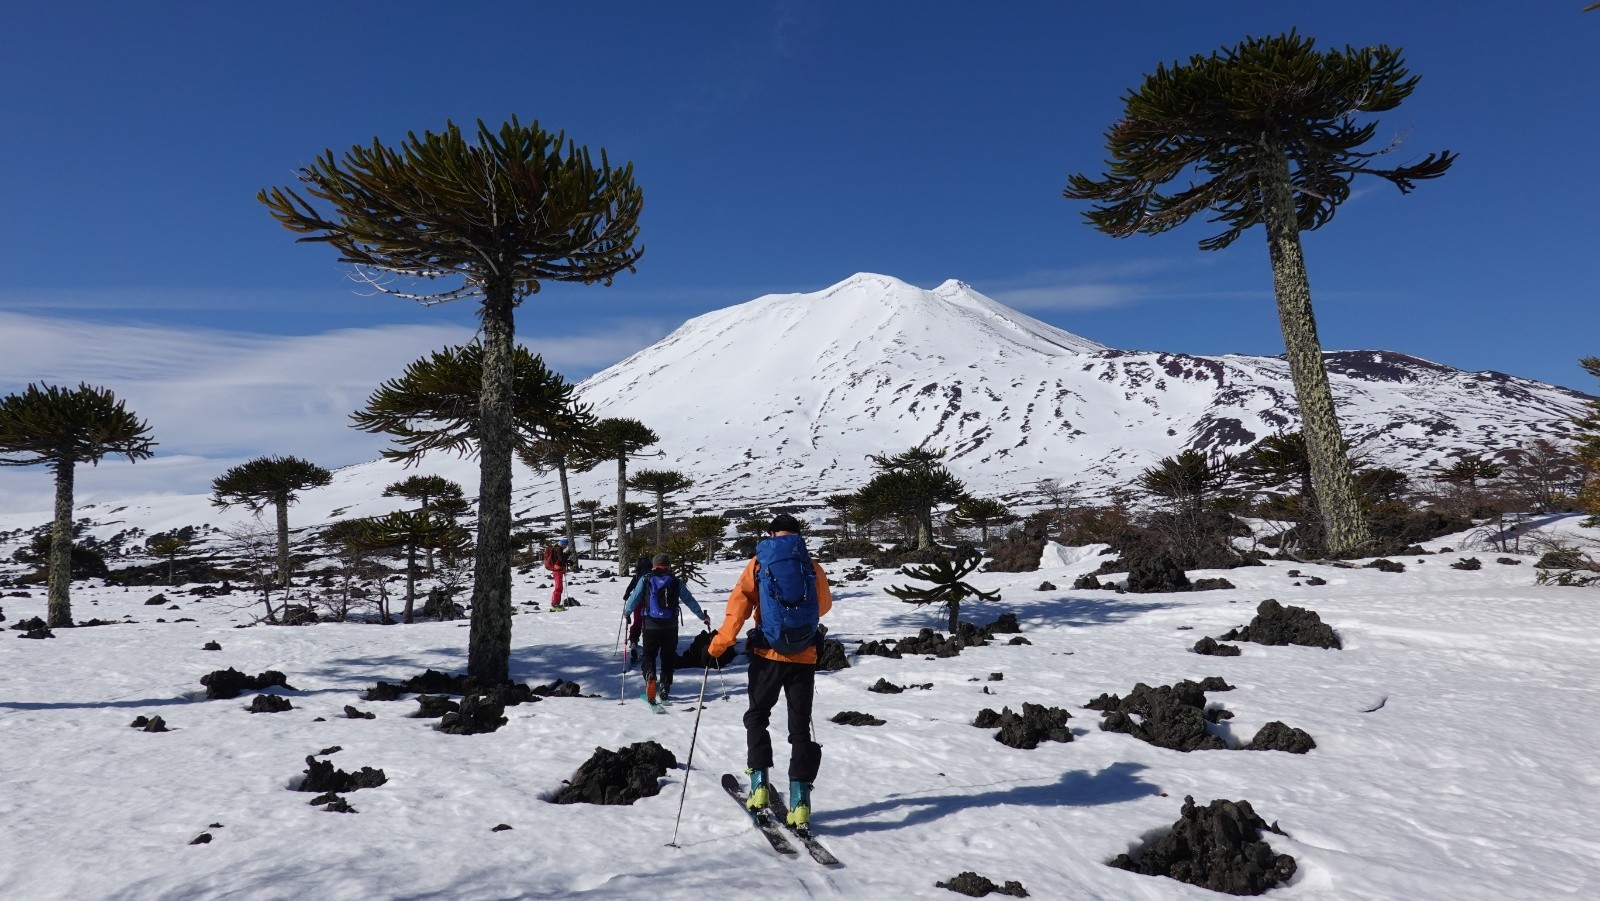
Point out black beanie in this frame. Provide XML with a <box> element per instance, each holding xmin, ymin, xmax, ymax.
<box><xmin>767</xmin><ymin>513</ymin><xmax>802</xmax><ymax>533</ymax></box>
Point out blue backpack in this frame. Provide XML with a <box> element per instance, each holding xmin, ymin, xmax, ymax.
<box><xmin>755</xmin><ymin>534</ymin><xmax>819</xmax><ymax>653</ymax></box>
<box><xmin>644</xmin><ymin>572</ymin><xmax>679</xmax><ymax>621</ymax></box>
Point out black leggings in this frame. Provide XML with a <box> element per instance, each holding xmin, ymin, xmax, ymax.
<box><xmin>640</xmin><ymin>626</ymin><xmax>677</xmax><ymax>688</ymax></box>
<box><xmin>744</xmin><ymin>653</ymin><xmax>822</xmax><ymax>782</ymax></box>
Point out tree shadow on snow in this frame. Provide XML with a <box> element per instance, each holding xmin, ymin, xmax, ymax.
<box><xmin>820</xmin><ymin>761</ymin><xmax>1160</xmax><ymax>836</ymax></box>
<box><xmin>868</xmin><ymin>594</ymin><xmax>1176</xmax><ymax>636</ymax></box>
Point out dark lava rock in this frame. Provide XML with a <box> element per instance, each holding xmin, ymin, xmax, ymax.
<box><xmin>202</xmin><ymin>641</ymin><xmax>221</xmax><ymax>651</ymax></box>
<box><xmin>868</xmin><ymin>678</ymin><xmax>905</xmax><ymax>694</ymax></box>
<box><xmin>145</xmin><ymin>593</ymin><xmax>169</xmax><ymax>606</ymax></box>
<box><xmin>280</xmin><ymin>604</ymin><xmax>320</xmax><ymax>626</ymax></box>
<box><xmin>321</xmin><ymin>795</ymin><xmax>358</xmax><ymax>813</ymax></box>
<box><xmin>1192</xmin><ymin>637</ymin><xmax>1241</xmax><ymax>657</ymax></box>
<box><xmin>130</xmin><ymin>715</ymin><xmax>169</xmax><ymax>732</ymax></box>
<box><xmin>190</xmin><ymin>833</ymin><xmax>212</xmax><ymax>845</ymax></box>
<box><xmin>492</xmin><ymin>823</ymin><xmax>513</xmax><ymax>832</ymax></box>
<box><xmin>363</xmin><ymin>681</ymin><xmax>406</xmax><ymax>702</ymax></box>
<box><xmin>1109</xmin><ymin>795</ymin><xmax>1295</xmax><ymax>895</ymax></box>
<box><xmin>1126</xmin><ymin>553</ymin><xmax>1191</xmax><ymax>593</ymax></box>
<box><xmin>201</xmin><ymin>668</ymin><xmax>294</xmax><ymax>700</ymax></box>
<box><xmin>248</xmin><ymin>694</ymin><xmax>293</xmax><ymax>713</ymax></box>
<box><xmin>1304</xmin><ymin>576</ymin><xmax>1327</xmax><ymax>586</ymax></box>
<box><xmin>76</xmin><ymin>618</ymin><xmax>119</xmax><ymax>627</ymax></box>
<box><xmin>817</xmin><ymin>638</ymin><xmax>851</xmax><ymax>671</ymax></box>
<box><xmin>1191</xmin><ymin>578</ymin><xmax>1236</xmax><ymax>592</ymax></box>
<box><xmin>1365</xmin><ymin>558</ymin><xmax>1406</xmax><ymax>573</ymax></box>
<box><xmin>1036</xmin><ymin>581</ymin><xmax>1057</xmax><ymax>591</ymax></box>
<box><xmin>317</xmin><ymin>746</ymin><xmax>342</xmax><ymax>756</ymax></box>
<box><xmin>935</xmin><ymin>870</ymin><xmax>1030</xmax><ymax>897</ymax></box>
<box><xmin>297</xmin><ymin>755</ymin><xmax>387</xmax><ymax>793</ymax></box>
<box><xmin>988</xmin><ymin>672</ymin><xmax>1004</xmax><ymax>681</ymax></box>
<box><xmin>1007</xmin><ymin>636</ymin><xmax>1031</xmax><ymax>645</ymax></box>
<box><xmin>1088</xmin><ymin>680</ymin><xmax>1231</xmax><ymax>752</ymax></box>
<box><xmin>404</xmin><ymin>668</ymin><xmax>466</xmax><ymax>694</ymax></box>
<box><xmin>975</xmin><ymin>703</ymin><xmax>1072</xmax><ymax>749</ymax></box>
<box><xmin>550</xmin><ymin>741</ymin><xmax>677</xmax><ymax>806</ymax></box>
<box><xmin>831</xmin><ymin>710</ymin><xmax>886</xmax><ymax>726</ymax></box>
<box><xmin>18</xmin><ymin>623</ymin><xmax>54</xmax><ymax>639</ymax></box>
<box><xmin>343</xmin><ymin>705</ymin><xmax>376</xmax><ymax>720</ymax></box>
<box><xmin>437</xmin><ymin>694</ymin><xmax>508</xmax><ymax>735</ymax></box>
<box><xmin>858</xmin><ymin>613</ymin><xmax>1022</xmax><ymax>659</ymax></box>
<box><xmin>412</xmin><ymin>695</ymin><xmax>460</xmax><ymax>719</ymax></box>
<box><xmin>1451</xmin><ymin>557</ymin><xmax>1482</xmax><ymax>571</ymax></box>
<box><xmin>1218</xmin><ymin>599</ymin><xmax>1341</xmax><ymax>650</ymax></box>
<box><xmin>1245</xmin><ymin>721</ymin><xmax>1316</xmax><ymax>754</ymax></box>
<box><xmin>1496</xmin><ymin>557</ymin><xmax>1521</xmax><ymax>566</ymax></box>
<box><xmin>1072</xmin><ymin>573</ymin><xmax>1103</xmax><ymax>590</ymax></box>
<box><xmin>531</xmin><ymin>679</ymin><xmax>580</xmax><ymax>698</ymax></box>
<box><xmin>11</xmin><ymin>615</ymin><xmax>48</xmax><ymax>632</ymax></box>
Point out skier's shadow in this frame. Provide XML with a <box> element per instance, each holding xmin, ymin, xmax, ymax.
<box><xmin>820</xmin><ymin>761</ymin><xmax>1158</xmax><ymax>836</ymax></box>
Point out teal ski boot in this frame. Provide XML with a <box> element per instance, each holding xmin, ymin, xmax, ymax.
<box><xmin>787</xmin><ymin>780</ymin><xmax>812</xmax><ymax>828</ymax></box>
<box><xmin>745</xmin><ymin>768</ymin><xmax>771</xmax><ymax>811</ymax></box>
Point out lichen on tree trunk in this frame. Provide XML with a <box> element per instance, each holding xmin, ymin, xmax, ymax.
<box><xmin>468</xmin><ymin>285</ymin><xmax>516</xmax><ymax>684</ymax></box>
<box><xmin>47</xmin><ymin>460</ymin><xmax>75</xmax><ymax>628</ymax></box>
<box><xmin>1259</xmin><ymin>143</ymin><xmax>1372</xmax><ymax>557</ymax></box>
<box><xmin>615</xmin><ymin>457</ymin><xmax>628</xmax><ymax>576</ymax></box>
<box><xmin>275</xmin><ymin>498</ymin><xmax>291</xmax><ymax>588</ymax></box>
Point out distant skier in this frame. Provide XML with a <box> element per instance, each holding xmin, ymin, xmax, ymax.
<box><xmin>708</xmin><ymin>513</ymin><xmax>833</xmax><ymax>829</ymax></box>
<box><xmin>543</xmin><ymin>538</ymin><xmax>577</xmax><ymax>609</ymax></box>
<box><xmin>624</xmin><ymin>553</ymin><xmax>711</xmax><ymax>704</ymax></box>
<box><xmin>621</xmin><ymin>555</ymin><xmax>653</xmax><ymax>666</ymax></box>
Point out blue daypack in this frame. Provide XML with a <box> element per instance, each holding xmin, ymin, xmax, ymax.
<box><xmin>755</xmin><ymin>534</ymin><xmax>819</xmax><ymax>653</ymax></box>
<box><xmin>644</xmin><ymin>572</ymin><xmax>679</xmax><ymax>621</ymax></box>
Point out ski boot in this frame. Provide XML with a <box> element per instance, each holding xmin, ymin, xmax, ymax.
<box><xmin>786</xmin><ymin>780</ymin><xmax>812</xmax><ymax>829</ymax></box>
<box><xmin>745</xmin><ymin>768</ymin><xmax>770</xmax><ymax>811</ymax></box>
<box><xmin>642</xmin><ymin>679</ymin><xmax>658</xmax><ymax>705</ymax></box>
<box><xmin>658</xmin><ymin>684</ymin><xmax>672</xmax><ymax>705</ymax></box>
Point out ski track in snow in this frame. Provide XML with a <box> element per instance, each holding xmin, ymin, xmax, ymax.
<box><xmin>3</xmin><ymin>522</ymin><xmax>1599</xmax><ymax>899</ymax></box>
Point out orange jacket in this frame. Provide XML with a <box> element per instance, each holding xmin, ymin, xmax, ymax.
<box><xmin>708</xmin><ymin>556</ymin><xmax>832</xmax><ymax>664</ymax></box>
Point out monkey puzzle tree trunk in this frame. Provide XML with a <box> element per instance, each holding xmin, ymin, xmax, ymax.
<box><xmin>916</xmin><ymin>509</ymin><xmax>934</xmax><ymax>552</ymax></box>
<box><xmin>1259</xmin><ymin>143</ymin><xmax>1372</xmax><ymax>557</ymax></box>
<box><xmin>47</xmin><ymin>460</ymin><xmax>75</xmax><ymax>628</ymax></box>
<box><xmin>615</xmin><ymin>457</ymin><xmax>628</xmax><ymax>576</ymax></box>
<box><xmin>274</xmin><ymin>496</ymin><xmax>291</xmax><ymax>588</ymax></box>
<box><xmin>469</xmin><ymin>286</ymin><xmax>516</xmax><ymax>683</ymax></box>
<box><xmin>947</xmin><ymin>596</ymin><xmax>960</xmax><ymax>634</ymax></box>
<box><xmin>557</xmin><ymin>458</ymin><xmax>576</xmax><ymax>546</ymax></box>
<box><xmin>403</xmin><ymin>543</ymin><xmax>417</xmax><ymax>624</ymax></box>
<box><xmin>654</xmin><ymin>492</ymin><xmax>665</xmax><ymax>545</ymax></box>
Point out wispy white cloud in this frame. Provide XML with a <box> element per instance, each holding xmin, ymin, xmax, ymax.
<box><xmin>0</xmin><ymin>312</ymin><xmax>669</xmax><ymax>513</ymax></box>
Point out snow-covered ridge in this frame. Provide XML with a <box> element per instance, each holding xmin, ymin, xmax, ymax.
<box><xmin>1</xmin><ymin>273</ymin><xmax>1585</xmax><ymax>536</ymax></box>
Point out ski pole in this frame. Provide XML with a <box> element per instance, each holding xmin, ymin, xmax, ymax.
<box><xmin>666</xmin><ymin>661</ymin><xmax>713</xmax><ymax>848</ymax></box>
<box><xmin>618</xmin><ymin>613</ymin><xmax>629</xmax><ymax>705</ymax></box>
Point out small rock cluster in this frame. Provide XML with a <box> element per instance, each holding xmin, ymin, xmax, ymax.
<box><xmin>935</xmin><ymin>870</ymin><xmax>1029</xmax><ymax>897</ymax></box>
<box><xmin>1109</xmin><ymin>795</ymin><xmax>1295</xmax><ymax>895</ymax></box>
<box><xmin>858</xmin><ymin>613</ymin><xmax>1021</xmax><ymax>659</ymax></box>
<box><xmin>973</xmin><ymin>703</ymin><xmax>1072</xmax><ymax>750</ymax></box>
<box><xmin>1218</xmin><ymin>599</ymin><xmax>1341</xmax><ymax>650</ymax></box>
<box><xmin>831</xmin><ymin>710</ymin><xmax>886</xmax><ymax>726</ymax></box>
<box><xmin>868</xmin><ymin>678</ymin><xmax>932</xmax><ymax>694</ymax></box>
<box><xmin>200</xmin><ymin>668</ymin><xmax>294</xmax><ymax>700</ymax></box>
<box><xmin>549</xmin><ymin>741</ymin><xmax>677</xmax><ymax>806</ymax></box>
<box><xmin>1087</xmin><ymin>679</ymin><xmax>1234</xmax><ymax>752</ymax></box>
<box><xmin>1191</xmin><ymin>636</ymin><xmax>1241</xmax><ymax>657</ymax></box>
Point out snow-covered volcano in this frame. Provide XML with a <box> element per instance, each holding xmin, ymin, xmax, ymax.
<box><xmin>5</xmin><ymin>273</ymin><xmax>1584</xmax><ymax>539</ymax></box>
<box><xmin>570</xmin><ymin>272</ymin><xmax>1585</xmax><ymax>505</ymax></box>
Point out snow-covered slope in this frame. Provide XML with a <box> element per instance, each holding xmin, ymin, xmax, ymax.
<box><xmin>1</xmin><ymin>273</ymin><xmax>1583</xmax><ymax>538</ymax></box>
<box><xmin>569</xmin><ymin>272</ymin><xmax>1583</xmax><ymax>506</ymax></box>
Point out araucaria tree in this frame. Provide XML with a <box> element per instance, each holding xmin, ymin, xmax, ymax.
<box><xmin>261</xmin><ymin>116</ymin><xmax>642</xmax><ymax>683</ymax></box>
<box><xmin>517</xmin><ymin>402</ymin><xmax>600</xmax><ymax>547</ymax></box>
<box><xmin>885</xmin><ymin>547</ymin><xmax>1000</xmax><ymax>633</ymax></box>
<box><xmin>856</xmin><ymin>446</ymin><xmax>967</xmax><ymax>551</ymax></box>
<box><xmin>584</xmin><ymin>417</ymin><xmax>659</xmax><ymax>575</ymax></box>
<box><xmin>382</xmin><ymin>474</ymin><xmax>469</xmax><ymax>573</ymax></box>
<box><xmin>627</xmin><ymin>468</ymin><xmax>694</xmax><ymax>544</ymax></box>
<box><xmin>1569</xmin><ymin>357</ymin><xmax>1600</xmax><ymax>521</ymax></box>
<box><xmin>211</xmin><ymin>456</ymin><xmax>331</xmax><ymax>588</ymax></box>
<box><xmin>0</xmin><ymin>383</ymin><xmax>155</xmax><ymax>627</ymax></box>
<box><xmin>1064</xmin><ymin>32</ymin><xmax>1455</xmax><ymax>556</ymax></box>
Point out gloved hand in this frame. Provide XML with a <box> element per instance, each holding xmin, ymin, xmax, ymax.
<box><xmin>702</xmin><ymin>615</ymin><xmax>712</xmax><ymax>630</ymax></box>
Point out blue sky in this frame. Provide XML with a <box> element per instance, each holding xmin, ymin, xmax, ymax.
<box><xmin>0</xmin><ymin>2</ymin><xmax>1595</xmax><ymax>508</ymax></box>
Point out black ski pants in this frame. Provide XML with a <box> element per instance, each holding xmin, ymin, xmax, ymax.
<box><xmin>744</xmin><ymin>653</ymin><xmax>822</xmax><ymax>782</ymax></box>
<box><xmin>640</xmin><ymin>624</ymin><xmax>678</xmax><ymax>690</ymax></box>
